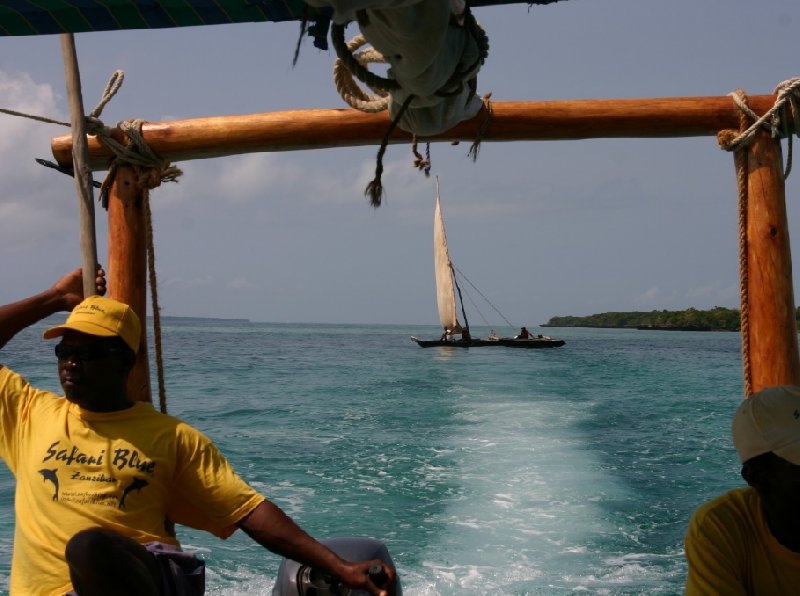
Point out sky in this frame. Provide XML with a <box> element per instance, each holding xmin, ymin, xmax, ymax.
<box><xmin>0</xmin><ymin>0</ymin><xmax>798</xmax><ymax>327</ymax></box>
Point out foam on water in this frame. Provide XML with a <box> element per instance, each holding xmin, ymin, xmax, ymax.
<box><xmin>0</xmin><ymin>321</ymin><xmax>745</xmax><ymax>594</ymax></box>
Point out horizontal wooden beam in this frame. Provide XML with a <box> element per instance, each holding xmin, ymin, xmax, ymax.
<box><xmin>51</xmin><ymin>94</ymin><xmax>786</xmax><ymax>170</ymax></box>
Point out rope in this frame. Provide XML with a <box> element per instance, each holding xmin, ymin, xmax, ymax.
<box><xmin>460</xmin><ymin>283</ymin><xmax>492</xmax><ymax>329</ymax></box>
<box><xmin>331</xmin><ymin>23</ymin><xmax>400</xmax><ymax>94</ymax></box>
<box><xmin>143</xmin><ymin>191</ymin><xmax>167</xmax><ymax>413</ymax></box>
<box><xmin>88</xmin><ymin>70</ymin><xmax>124</xmax><ymax>121</ymax></box>
<box><xmin>0</xmin><ymin>70</ymin><xmax>123</xmax><ymax>130</ymax></box>
<box><xmin>98</xmin><ymin>118</ymin><xmax>183</xmax><ymax>205</ymax></box>
<box><xmin>453</xmin><ymin>264</ymin><xmax>517</xmax><ymax>330</ymax></box>
<box><xmin>0</xmin><ymin>108</ymin><xmax>68</xmax><ymax>126</ymax></box>
<box><xmin>718</xmin><ymin>90</ymin><xmax>753</xmax><ymax>397</ymax></box>
<box><xmin>292</xmin><ymin>5</ymin><xmax>310</xmax><ymax>67</ymax></box>
<box><xmin>365</xmin><ymin>93</ymin><xmax>415</xmax><ymax>207</ymax></box>
<box><xmin>468</xmin><ymin>93</ymin><xmax>493</xmax><ymax>161</ymax></box>
<box><xmin>332</xmin><ymin>11</ymin><xmax>490</xmax><ymax>205</ymax></box>
<box><xmin>719</xmin><ymin>77</ymin><xmax>800</xmax><ymax>180</ymax></box>
<box><xmin>331</xmin><ymin>10</ymin><xmax>489</xmax><ymax>116</ymax></box>
<box><xmin>411</xmin><ymin>135</ymin><xmax>431</xmax><ymax>175</ymax></box>
<box><xmin>333</xmin><ymin>34</ymin><xmax>391</xmax><ymax>113</ymax></box>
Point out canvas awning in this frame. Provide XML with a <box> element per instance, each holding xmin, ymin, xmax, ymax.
<box><xmin>0</xmin><ymin>0</ymin><xmax>564</xmax><ymax>48</ymax></box>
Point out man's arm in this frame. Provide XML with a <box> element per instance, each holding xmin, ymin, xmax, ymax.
<box><xmin>0</xmin><ymin>268</ymin><xmax>105</xmax><ymax>356</ymax></box>
<box><xmin>238</xmin><ymin>500</ymin><xmax>394</xmax><ymax>596</ymax></box>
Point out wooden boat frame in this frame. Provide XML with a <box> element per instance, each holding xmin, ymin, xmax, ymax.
<box><xmin>49</xmin><ymin>52</ymin><xmax>800</xmax><ymax>402</ymax></box>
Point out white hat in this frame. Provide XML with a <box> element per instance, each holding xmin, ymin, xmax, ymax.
<box><xmin>732</xmin><ymin>385</ymin><xmax>800</xmax><ymax>465</ymax></box>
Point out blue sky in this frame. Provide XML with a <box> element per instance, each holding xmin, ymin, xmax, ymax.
<box><xmin>0</xmin><ymin>0</ymin><xmax>798</xmax><ymax>326</ymax></box>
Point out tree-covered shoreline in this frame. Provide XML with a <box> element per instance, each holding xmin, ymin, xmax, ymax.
<box><xmin>543</xmin><ymin>307</ymin><xmax>800</xmax><ymax>331</ymax></box>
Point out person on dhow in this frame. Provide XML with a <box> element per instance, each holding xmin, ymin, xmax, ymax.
<box><xmin>685</xmin><ymin>385</ymin><xmax>800</xmax><ymax>594</ymax></box>
<box><xmin>0</xmin><ymin>268</ymin><xmax>394</xmax><ymax>596</ymax></box>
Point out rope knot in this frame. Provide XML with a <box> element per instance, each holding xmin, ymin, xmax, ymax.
<box><xmin>99</xmin><ymin>119</ymin><xmax>182</xmax><ymax>190</ymax></box>
<box><xmin>721</xmin><ymin>78</ymin><xmax>800</xmax><ymax>179</ymax></box>
<box><xmin>136</xmin><ymin>164</ymin><xmax>183</xmax><ymax>191</ymax></box>
<box><xmin>84</xmin><ymin>116</ymin><xmax>106</xmax><ymax>137</ymax></box>
<box><xmin>411</xmin><ymin>135</ymin><xmax>431</xmax><ymax>176</ymax></box>
<box><xmin>468</xmin><ymin>93</ymin><xmax>493</xmax><ymax>162</ymax></box>
<box><xmin>717</xmin><ymin>129</ymin><xmax>739</xmax><ymax>149</ymax></box>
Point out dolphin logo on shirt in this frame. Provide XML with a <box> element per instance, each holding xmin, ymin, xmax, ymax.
<box><xmin>38</xmin><ymin>468</ymin><xmax>59</xmax><ymax>501</ymax></box>
<box><xmin>119</xmin><ymin>477</ymin><xmax>149</xmax><ymax>509</ymax></box>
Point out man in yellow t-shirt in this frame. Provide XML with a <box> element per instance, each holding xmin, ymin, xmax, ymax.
<box><xmin>685</xmin><ymin>385</ymin><xmax>800</xmax><ymax>594</ymax></box>
<box><xmin>0</xmin><ymin>268</ymin><xmax>395</xmax><ymax>596</ymax></box>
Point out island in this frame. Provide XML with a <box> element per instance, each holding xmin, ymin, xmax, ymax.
<box><xmin>542</xmin><ymin>307</ymin><xmax>800</xmax><ymax>332</ymax></box>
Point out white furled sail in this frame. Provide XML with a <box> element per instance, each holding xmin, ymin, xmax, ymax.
<box><xmin>433</xmin><ymin>179</ymin><xmax>463</xmax><ymax>335</ymax></box>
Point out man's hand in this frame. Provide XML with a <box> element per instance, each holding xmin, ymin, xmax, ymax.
<box><xmin>238</xmin><ymin>500</ymin><xmax>397</xmax><ymax>596</ymax></box>
<box><xmin>52</xmin><ymin>267</ymin><xmax>106</xmax><ymax>311</ymax></box>
<box><xmin>0</xmin><ymin>265</ymin><xmax>106</xmax><ymax>354</ymax></box>
<box><xmin>336</xmin><ymin>560</ymin><xmax>396</xmax><ymax>596</ymax></box>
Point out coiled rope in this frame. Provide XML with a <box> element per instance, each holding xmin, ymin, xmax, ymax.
<box><xmin>333</xmin><ymin>33</ymin><xmax>391</xmax><ymax>113</ymax></box>
<box><xmin>330</xmin><ymin>22</ymin><xmax>400</xmax><ymax>97</ymax></box>
<box><xmin>330</xmin><ymin>9</ymin><xmax>490</xmax><ymax>207</ymax></box>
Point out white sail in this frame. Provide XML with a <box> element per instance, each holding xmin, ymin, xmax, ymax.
<box><xmin>433</xmin><ymin>180</ymin><xmax>463</xmax><ymax>335</ymax></box>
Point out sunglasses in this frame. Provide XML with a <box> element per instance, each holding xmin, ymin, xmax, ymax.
<box><xmin>55</xmin><ymin>342</ymin><xmax>127</xmax><ymax>362</ymax></box>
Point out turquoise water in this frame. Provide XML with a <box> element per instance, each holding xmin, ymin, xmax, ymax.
<box><xmin>0</xmin><ymin>319</ymin><xmax>746</xmax><ymax>594</ymax></box>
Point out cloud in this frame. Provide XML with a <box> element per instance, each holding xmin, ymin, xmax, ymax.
<box><xmin>150</xmin><ymin>152</ymin><xmax>308</xmax><ymax>211</ymax></box>
<box><xmin>227</xmin><ymin>276</ymin><xmax>255</xmax><ymax>290</ymax></box>
<box><xmin>0</xmin><ymin>200</ymin><xmax>75</xmax><ymax>252</ymax></box>
<box><xmin>0</xmin><ymin>70</ymin><xmax>63</xmax><ymax>136</ymax></box>
<box><xmin>0</xmin><ymin>70</ymin><xmax>79</xmax><ymax>253</ymax></box>
<box><xmin>637</xmin><ymin>287</ymin><xmax>661</xmax><ymax>303</ymax></box>
<box><xmin>686</xmin><ymin>283</ymin><xmax>739</xmax><ymax>308</ymax></box>
<box><xmin>633</xmin><ymin>286</ymin><xmax>678</xmax><ymax>309</ymax></box>
<box><xmin>0</xmin><ymin>70</ymin><xmax>64</xmax><ymax>178</ymax></box>
<box><xmin>162</xmin><ymin>274</ymin><xmax>215</xmax><ymax>288</ymax></box>
<box><xmin>217</xmin><ymin>153</ymin><xmax>303</xmax><ymax>204</ymax></box>
<box><xmin>631</xmin><ymin>283</ymin><xmax>740</xmax><ymax>311</ymax></box>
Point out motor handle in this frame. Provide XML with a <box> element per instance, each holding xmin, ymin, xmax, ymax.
<box><xmin>368</xmin><ymin>563</ymin><xmax>389</xmax><ymax>588</ymax></box>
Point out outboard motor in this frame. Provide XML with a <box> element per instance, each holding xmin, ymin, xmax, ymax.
<box><xmin>273</xmin><ymin>537</ymin><xmax>401</xmax><ymax>595</ymax></box>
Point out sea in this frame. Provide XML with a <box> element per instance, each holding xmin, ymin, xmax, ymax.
<box><xmin>0</xmin><ymin>317</ymin><xmax>748</xmax><ymax>595</ymax></box>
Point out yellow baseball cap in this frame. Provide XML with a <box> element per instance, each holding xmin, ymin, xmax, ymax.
<box><xmin>732</xmin><ymin>385</ymin><xmax>800</xmax><ymax>465</ymax></box>
<box><xmin>43</xmin><ymin>295</ymin><xmax>141</xmax><ymax>353</ymax></box>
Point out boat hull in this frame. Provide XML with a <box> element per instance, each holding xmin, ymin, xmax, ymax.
<box><xmin>410</xmin><ymin>337</ymin><xmax>565</xmax><ymax>348</ymax></box>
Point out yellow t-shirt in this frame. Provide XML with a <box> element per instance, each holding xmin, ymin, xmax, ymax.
<box><xmin>0</xmin><ymin>367</ymin><xmax>264</xmax><ymax>596</ymax></box>
<box><xmin>685</xmin><ymin>486</ymin><xmax>800</xmax><ymax>595</ymax></box>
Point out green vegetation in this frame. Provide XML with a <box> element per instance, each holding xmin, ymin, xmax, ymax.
<box><xmin>543</xmin><ymin>307</ymin><xmax>800</xmax><ymax>331</ymax></box>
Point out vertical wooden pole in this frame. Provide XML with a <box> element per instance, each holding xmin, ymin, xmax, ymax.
<box><xmin>107</xmin><ymin>166</ymin><xmax>152</xmax><ymax>403</ymax></box>
<box><xmin>746</xmin><ymin>130</ymin><xmax>800</xmax><ymax>393</ymax></box>
<box><xmin>60</xmin><ymin>33</ymin><xmax>98</xmax><ymax>297</ymax></box>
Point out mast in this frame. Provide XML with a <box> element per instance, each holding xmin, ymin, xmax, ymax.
<box><xmin>742</xmin><ymin>130</ymin><xmax>800</xmax><ymax>393</ymax></box>
<box><xmin>107</xmin><ymin>166</ymin><xmax>152</xmax><ymax>403</ymax></box>
<box><xmin>452</xmin><ymin>271</ymin><xmax>471</xmax><ymax>337</ymax></box>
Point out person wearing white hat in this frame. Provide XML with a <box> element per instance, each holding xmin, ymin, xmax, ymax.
<box><xmin>685</xmin><ymin>385</ymin><xmax>800</xmax><ymax>594</ymax></box>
